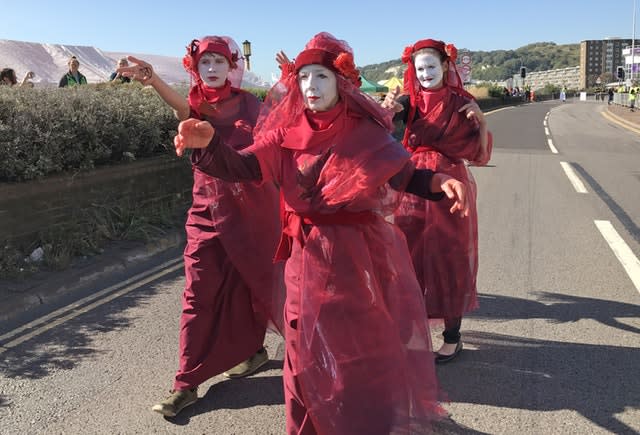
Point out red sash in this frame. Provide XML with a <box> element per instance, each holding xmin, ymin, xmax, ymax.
<box><xmin>274</xmin><ymin>209</ymin><xmax>377</xmax><ymax>261</ymax></box>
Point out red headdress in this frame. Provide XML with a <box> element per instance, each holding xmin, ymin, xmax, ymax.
<box><xmin>254</xmin><ymin>32</ymin><xmax>393</xmax><ymax>141</ymax></box>
<box><xmin>401</xmin><ymin>38</ymin><xmax>474</xmax><ymax>107</ymax></box>
<box><xmin>182</xmin><ymin>36</ymin><xmax>244</xmax><ymax>115</ymax></box>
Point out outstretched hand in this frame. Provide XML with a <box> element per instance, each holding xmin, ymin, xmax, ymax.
<box><xmin>459</xmin><ymin>101</ymin><xmax>485</xmax><ymax>126</ymax></box>
<box><xmin>382</xmin><ymin>86</ymin><xmax>404</xmax><ymax>113</ymax></box>
<box><xmin>275</xmin><ymin>50</ymin><xmax>294</xmax><ymax>78</ymax></box>
<box><xmin>431</xmin><ymin>174</ymin><xmax>469</xmax><ymax>218</ymax></box>
<box><xmin>174</xmin><ymin>119</ymin><xmax>215</xmax><ymax>157</ymax></box>
<box><xmin>276</xmin><ymin>50</ymin><xmax>291</xmax><ymax>67</ymax></box>
<box><xmin>459</xmin><ymin>101</ymin><xmax>491</xmax><ymax>166</ymax></box>
<box><xmin>118</xmin><ymin>56</ymin><xmax>156</xmax><ymax>85</ymax></box>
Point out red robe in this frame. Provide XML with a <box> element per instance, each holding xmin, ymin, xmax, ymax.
<box><xmin>395</xmin><ymin>87</ymin><xmax>490</xmax><ymax>319</ymax></box>
<box><xmin>174</xmin><ymin>90</ymin><xmax>282</xmax><ymax>390</ymax></box>
<box><xmin>247</xmin><ymin>104</ymin><xmax>443</xmax><ymax>434</ymax></box>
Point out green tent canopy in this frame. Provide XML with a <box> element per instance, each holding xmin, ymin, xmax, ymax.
<box><xmin>359</xmin><ymin>75</ymin><xmax>388</xmax><ymax>94</ymax></box>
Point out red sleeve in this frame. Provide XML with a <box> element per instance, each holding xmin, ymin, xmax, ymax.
<box><xmin>245</xmin><ymin>128</ymin><xmax>287</xmax><ymax>184</ymax></box>
<box><xmin>191</xmin><ymin>134</ymin><xmax>262</xmax><ymax>182</ymax></box>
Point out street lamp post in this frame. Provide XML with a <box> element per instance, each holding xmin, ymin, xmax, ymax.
<box><xmin>632</xmin><ymin>0</ymin><xmax>637</xmax><ymax>82</ymax></box>
<box><xmin>242</xmin><ymin>40</ymin><xmax>252</xmax><ymax>71</ymax></box>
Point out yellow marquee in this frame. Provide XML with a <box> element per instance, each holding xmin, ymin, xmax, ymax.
<box><xmin>382</xmin><ymin>76</ymin><xmax>403</xmax><ymax>92</ymax></box>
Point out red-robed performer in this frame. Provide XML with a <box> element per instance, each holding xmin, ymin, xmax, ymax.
<box><xmin>174</xmin><ymin>32</ymin><xmax>470</xmax><ymax>435</ymax></box>
<box><xmin>119</xmin><ymin>36</ymin><xmax>283</xmax><ymax>417</ymax></box>
<box><xmin>383</xmin><ymin>39</ymin><xmax>493</xmax><ymax>363</ymax></box>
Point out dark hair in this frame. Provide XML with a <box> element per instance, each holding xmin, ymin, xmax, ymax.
<box><xmin>0</xmin><ymin>68</ymin><xmax>17</xmax><ymax>85</ymax></box>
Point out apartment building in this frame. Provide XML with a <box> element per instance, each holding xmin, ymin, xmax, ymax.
<box><xmin>580</xmin><ymin>38</ymin><xmax>640</xmax><ymax>88</ymax></box>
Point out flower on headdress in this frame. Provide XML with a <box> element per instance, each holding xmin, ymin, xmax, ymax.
<box><xmin>182</xmin><ymin>54</ymin><xmax>193</xmax><ymax>72</ymax></box>
<box><xmin>401</xmin><ymin>46</ymin><xmax>413</xmax><ymax>64</ymax></box>
<box><xmin>334</xmin><ymin>52</ymin><xmax>360</xmax><ymax>86</ymax></box>
<box><xmin>445</xmin><ymin>44</ymin><xmax>457</xmax><ymax>63</ymax></box>
<box><xmin>280</xmin><ymin>62</ymin><xmax>295</xmax><ymax>78</ymax></box>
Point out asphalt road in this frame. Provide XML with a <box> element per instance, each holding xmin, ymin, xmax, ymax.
<box><xmin>1</xmin><ymin>100</ymin><xmax>639</xmax><ymax>434</ymax></box>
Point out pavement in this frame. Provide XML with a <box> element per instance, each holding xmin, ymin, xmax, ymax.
<box><xmin>0</xmin><ymin>230</ymin><xmax>186</xmax><ymax>324</ymax></box>
<box><xmin>603</xmin><ymin>101</ymin><xmax>640</xmax><ymax>131</ymax></box>
<box><xmin>1</xmin><ymin>101</ymin><xmax>639</xmax><ymax>325</ymax></box>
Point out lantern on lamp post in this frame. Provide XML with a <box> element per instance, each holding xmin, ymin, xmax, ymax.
<box><xmin>242</xmin><ymin>40</ymin><xmax>252</xmax><ymax>71</ymax></box>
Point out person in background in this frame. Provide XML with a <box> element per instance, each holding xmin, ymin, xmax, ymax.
<box><xmin>383</xmin><ymin>38</ymin><xmax>492</xmax><ymax>364</ymax></box>
<box><xmin>608</xmin><ymin>87</ymin><xmax>614</xmax><ymax>105</ymax></box>
<box><xmin>1</xmin><ymin>68</ymin><xmax>34</xmax><ymax>87</ymax></box>
<box><xmin>119</xmin><ymin>36</ymin><xmax>283</xmax><ymax>418</ymax></box>
<box><xmin>560</xmin><ymin>87</ymin><xmax>566</xmax><ymax>102</ymax></box>
<box><xmin>109</xmin><ymin>58</ymin><xmax>131</xmax><ymax>83</ymax></box>
<box><xmin>59</xmin><ymin>56</ymin><xmax>87</xmax><ymax>87</ymax></box>
<box><xmin>174</xmin><ymin>32</ymin><xmax>469</xmax><ymax>434</ymax></box>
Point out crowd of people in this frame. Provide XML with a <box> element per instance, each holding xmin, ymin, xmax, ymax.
<box><xmin>1</xmin><ymin>55</ymin><xmax>133</xmax><ymax>88</ymax></box>
<box><xmin>0</xmin><ymin>67</ymin><xmax>35</xmax><ymax>87</ymax></box>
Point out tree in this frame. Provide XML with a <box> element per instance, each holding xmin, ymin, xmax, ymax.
<box><xmin>600</xmin><ymin>72</ymin><xmax>614</xmax><ymax>84</ymax></box>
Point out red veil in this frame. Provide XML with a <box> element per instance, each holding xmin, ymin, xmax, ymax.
<box><xmin>182</xmin><ymin>35</ymin><xmax>246</xmax><ymax>118</ymax></box>
<box><xmin>254</xmin><ymin>32</ymin><xmax>394</xmax><ymax>144</ymax></box>
<box><xmin>248</xmin><ymin>32</ymin><xmax>445</xmax><ymax>434</ymax></box>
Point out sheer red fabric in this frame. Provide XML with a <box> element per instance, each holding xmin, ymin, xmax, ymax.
<box><xmin>183</xmin><ymin>35</ymin><xmax>245</xmax><ymax>118</ymax></box>
<box><xmin>248</xmin><ymin>32</ymin><xmax>444</xmax><ymax>434</ymax></box>
<box><xmin>395</xmin><ymin>39</ymin><xmax>493</xmax><ymax>320</ymax></box>
<box><xmin>191</xmin><ymin>91</ymin><xmax>284</xmax><ymax>333</ymax></box>
<box><xmin>173</xmin><ymin>36</ymin><xmax>283</xmax><ymax>390</ymax></box>
<box><xmin>254</xmin><ymin>32</ymin><xmax>393</xmax><ymax>146</ymax></box>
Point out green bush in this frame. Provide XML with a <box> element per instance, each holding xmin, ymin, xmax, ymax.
<box><xmin>0</xmin><ymin>83</ymin><xmax>178</xmax><ymax>182</ymax></box>
<box><xmin>245</xmin><ymin>87</ymin><xmax>268</xmax><ymax>101</ymax></box>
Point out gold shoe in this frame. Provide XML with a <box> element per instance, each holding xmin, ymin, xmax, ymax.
<box><xmin>223</xmin><ymin>348</ymin><xmax>269</xmax><ymax>378</ymax></box>
<box><xmin>151</xmin><ymin>388</ymin><xmax>198</xmax><ymax>417</ymax></box>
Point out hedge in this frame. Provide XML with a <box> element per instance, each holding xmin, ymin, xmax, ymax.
<box><xmin>0</xmin><ymin>83</ymin><xmax>180</xmax><ymax>182</ymax></box>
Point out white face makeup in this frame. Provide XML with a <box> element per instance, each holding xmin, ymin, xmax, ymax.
<box><xmin>198</xmin><ymin>52</ymin><xmax>230</xmax><ymax>88</ymax></box>
<box><xmin>298</xmin><ymin>64</ymin><xmax>339</xmax><ymax>112</ymax></box>
<box><xmin>414</xmin><ymin>51</ymin><xmax>444</xmax><ymax>90</ymax></box>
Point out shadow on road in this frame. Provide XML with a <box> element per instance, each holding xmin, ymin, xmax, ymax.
<box><xmin>164</xmin><ymin>372</ymin><xmax>285</xmax><ymax>426</ymax></box>
<box><xmin>475</xmin><ymin>292</ymin><xmax>640</xmax><ymax>335</ymax></box>
<box><xmin>439</xmin><ymin>292</ymin><xmax>639</xmax><ymax>434</ymax></box>
<box><xmin>0</xmin><ymin>272</ymin><xmax>181</xmax><ymax>380</ymax></box>
<box><xmin>1</xmin><ymin>281</ymin><xmax>638</xmax><ymax>433</ymax></box>
<box><xmin>572</xmin><ymin>162</ymin><xmax>640</xmax><ymax>246</ymax></box>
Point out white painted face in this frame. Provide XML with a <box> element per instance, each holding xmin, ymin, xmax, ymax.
<box><xmin>414</xmin><ymin>51</ymin><xmax>444</xmax><ymax>90</ymax></box>
<box><xmin>198</xmin><ymin>52</ymin><xmax>230</xmax><ymax>88</ymax></box>
<box><xmin>298</xmin><ymin>64</ymin><xmax>339</xmax><ymax>112</ymax></box>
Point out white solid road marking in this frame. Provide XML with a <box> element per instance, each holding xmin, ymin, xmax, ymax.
<box><xmin>547</xmin><ymin>138</ymin><xmax>559</xmax><ymax>153</ymax></box>
<box><xmin>594</xmin><ymin>220</ymin><xmax>640</xmax><ymax>294</ymax></box>
<box><xmin>0</xmin><ymin>257</ymin><xmax>184</xmax><ymax>354</ymax></box>
<box><xmin>560</xmin><ymin>162</ymin><xmax>588</xmax><ymax>193</ymax></box>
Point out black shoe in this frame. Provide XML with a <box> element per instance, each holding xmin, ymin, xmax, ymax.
<box><xmin>435</xmin><ymin>341</ymin><xmax>463</xmax><ymax>364</ymax></box>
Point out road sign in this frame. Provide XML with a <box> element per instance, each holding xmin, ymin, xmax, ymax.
<box><xmin>458</xmin><ymin>52</ymin><xmax>472</xmax><ymax>83</ymax></box>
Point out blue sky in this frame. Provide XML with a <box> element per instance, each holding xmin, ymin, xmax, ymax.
<box><xmin>3</xmin><ymin>0</ymin><xmax>639</xmax><ymax>81</ymax></box>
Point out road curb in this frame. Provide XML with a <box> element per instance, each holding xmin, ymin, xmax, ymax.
<box><xmin>0</xmin><ymin>231</ymin><xmax>185</xmax><ymax>324</ymax></box>
<box><xmin>602</xmin><ymin>107</ymin><xmax>640</xmax><ymax>134</ymax></box>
